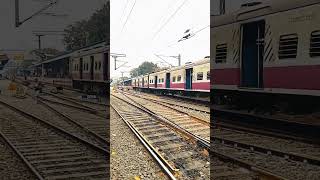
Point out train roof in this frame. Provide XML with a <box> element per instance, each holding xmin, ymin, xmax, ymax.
<box><xmin>130</xmin><ymin>57</ymin><xmax>209</xmax><ymax>78</ymax></box>
<box><xmin>211</xmin><ymin>0</ymin><xmax>320</xmax><ymax>27</ymax></box>
<box><xmin>160</xmin><ymin>57</ymin><xmax>210</xmax><ymax>73</ymax></box>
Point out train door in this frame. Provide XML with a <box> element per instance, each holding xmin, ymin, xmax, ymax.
<box><xmin>155</xmin><ymin>76</ymin><xmax>158</xmax><ymax>88</ymax></box>
<box><xmin>241</xmin><ymin>20</ymin><xmax>265</xmax><ymax>88</ymax></box>
<box><xmin>103</xmin><ymin>53</ymin><xmax>108</xmax><ymax>81</ymax></box>
<box><xmin>90</xmin><ymin>56</ymin><xmax>94</xmax><ymax>80</ymax></box>
<box><xmin>79</xmin><ymin>58</ymin><xmax>83</xmax><ymax>79</ymax></box>
<box><xmin>186</xmin><ymin>68</ymin><xmax>193</xmax><ymax>89</ymax></box>
<box><xmin>142</xmin><ymin>78</ymin><xmax>144</xmax><ymax>87</ymax></box>
<box><xmin>166</xmin><ymin>73</ymin><xmax>170</xmax><ymax>88</ymax></box>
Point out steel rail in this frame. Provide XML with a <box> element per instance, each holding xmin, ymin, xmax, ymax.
<box><xmin>38</xmin><ymin>96</ymin><xmax>96</xmax><ymax>113</ymax></box>
<box><xmin>45</xmin><ymin>91</ymin><xmax>108</xmax><ymax>107</ymax></box>
<box><xmin>111</xmin><ymin>104</ymin><xmax>177</xmax><ymax>180</ymax></box>
<box><xmin>112</xmin><ymin>94</ymin><xmax>210</xmax><ymax>149</ymax></box>
<box><xmin>125</xmin><ymin>91</ymin><xmax>209</xmax><ymax>114</ymax></box>
<box><xmin>124</xmin><ymin>91</ymin><xmax>209</xmax><ymax>125</ymax></box>
<box><xmin>213</xmin><ymin>107</ymin><xmax>320</xmax><ymax>144</ymax></box>
<box><xmin>0</xmin><ymin>131</ymin><xmax>44</xmax><ymax>180</ymax></box>
<box><xmin>38</xmin><ymin>99</ymin><xmax>109</xmax><ymax>146</ymax></box>
<box><xmin>114</xmin><ymin>93</ymin><xmax>288</xmax><ymax>180</ymax></box>
<box><xmin>0</xmin><ymin>99</ymin><xmax>109</xmax><ymax>154</ymax></box>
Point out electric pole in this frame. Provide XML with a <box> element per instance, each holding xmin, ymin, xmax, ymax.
<box><xmin>36</xmin><ymin>34</ymin><xmax>44</xmax><ymax>50</ymax></box>
<box><xmin>110</xmin><ymin>53</ymin><xmax>127</xmax><ymax>70</ymax></box>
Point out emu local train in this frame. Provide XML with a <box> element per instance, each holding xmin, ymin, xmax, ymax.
<box><xmin>71</xmin><ymin>42</ymin><xmax>109</xmax><ymax>93</ymax></box>
<box><xmin>131</xmin><ymin>58</ymin><xmax>210</xmax><ymax>96</ymax></box>
<box><xmin>211</xmin><ymin>0</ymin><xmax>320</xmax><ymax>107</ymax></box>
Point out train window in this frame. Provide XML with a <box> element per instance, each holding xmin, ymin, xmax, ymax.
<box><xmin>172</xmin><ymin>76</ymin><xmax>176</xmax><ymax>82</ymax></box>
<box><xmin>279</xmin><ymin>34</ymin><xmax>298</xmax><ymax>59</ymax></box>
<box><xmin>215</xmin><ymin>44</ymin><xmax>227</xmax><ymax>63</ymax></box>
<box><xmin>95</xmin><ymin>62</ymin><xmax>97</xmax><ymax>70</ymax></box>
<box><xmin>162</xmin><ymin>78</ymin><xmax>164</xmax><ymax>82</ymax></box>
<box><xmin>207</xmin><ymin>71</ymin><xmax>210</xmax><ymax>80</ymax></box>
<box><xmin>99</xmin><ymin>62</ymin><xmax>102</xmax><ymax>70</ymax></box>
<box><xmin>197</xmin><ymin>72</ymin><xmax>203</xmax><ymax>80</ymax></box>
<box><xmin>310</xmin><ymin>31</ymin><xmax>320</xmax><ymax>57</ymax></box>
<box><xmin>177</xmin><ymin>75</ymin><xmax>181</xmax><ymax>82</ymax></box>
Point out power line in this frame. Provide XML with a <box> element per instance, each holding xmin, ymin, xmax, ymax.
<box><xmin>193</xmin><ymin>25</ymin><xmax>210</xmax><ymax>35</ymax></box>
<box><xmin>120</xmin><ymin>0</ymin><xmax>137</xmax><ymax>34</ymax></box>
<box><xmin>151</xmin><ymin>0</ymin><xmax>178</xmax><ymax>30</ymax></box>
<box><xmin>119</xmin><ymin>0</ymin><xmax>129</xmax><ymax>23</ymax></box>
<box><xmin>151</xmin><ymin>0</ymin><xmax>189</xmax><ymax>41</ymax></box>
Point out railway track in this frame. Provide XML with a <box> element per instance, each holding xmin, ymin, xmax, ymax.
<box><xmin>37</xmin><ymin>94</ymin><xmax>109</xmax><ymax>140</ymax></box>
<box><xmin>20</xmin><ymin>79</ymin><xmax>107</xmax><ymax>112</ymax></box>
<box><xmin>214</xmin><ymin>107</ymin><xmax>320</xmax><ymax>143</ymax></box>
<box><xmin>111</xmin><ymin>92</ymin><xmax>283</xmax><ymax>179</ymax></box>
<box><xmin>212</xmin><ymin>109</ymin><xmax>320</xmax><ymax>179</ymax></box>
<box><xmin>0</xmin><ymin>99</ymin><xmax>109</xmax><ymax>179</ymax></box>
<box><xmin>123</xmin><ymin>91</ymin><xmax>210</xmax><ymax>123</ymax></box>
<box><xmin>111</xmin><ymin>93</ymin><xmax>210</xmax><ymax>179</ymax></box>
<box><xmin>118</xmin><ymin>92</ymin><xmax>210</xmax><ymax>142</ymax></box>
<box><xmin>43</xmin><ymin>91</ymin><xmax>107</xmax><ymax>111</ymax></box>
<box><xmin>129</xmin><ymin>91</ymin><xmax>209</xmax><ymax>112</ymax></box>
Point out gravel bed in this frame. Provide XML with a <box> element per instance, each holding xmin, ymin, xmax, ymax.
<box><xmin>110</xmin><ymin>107</ymin><xmax>168</xmax><ymax>180</ymax></box>
<box><xmin>0</xmin><ymin>136</ymin><xmax>37</xmax><ymax>180</ymax></box>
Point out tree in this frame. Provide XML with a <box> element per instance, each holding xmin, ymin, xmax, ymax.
<box><xmin>63</xmin><ymin>3</ymin><xmax>109</xmax><ymax>50</ymax></box>
<box><xmin>130</xmin><ymin>61</ymin><xmax>159</xmax><ymax>77</ymax></box>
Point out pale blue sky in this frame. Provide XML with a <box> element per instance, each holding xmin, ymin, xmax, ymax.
<box><xmin>111</xmin><ymin>0</ymin><xmax>210</xmax><ymax>78</ymax></box>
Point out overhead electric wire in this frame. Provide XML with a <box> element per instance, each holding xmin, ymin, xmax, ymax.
<box><xmin>193</xmin><ymin>24</ymin><xmax>210</xmax><ymax>35</ymax></box>
<box><xmin>151</xmin><ymin>0</ymin><xmax>178</xmax><ymax>30</ymax></box>
<box><xmin>119</xmin><ymin>0</ymin><xmax>129</xmax><ymax>22</ymax></box>
<box><xmin>151</xmin><ymin>0</ymin><xmax>189</xmax><ymax>41</ymax></box>
<box><xmin>120</xmin><ymin>0</ymin><xmax>137</xmax><ymax>34</ymax></box>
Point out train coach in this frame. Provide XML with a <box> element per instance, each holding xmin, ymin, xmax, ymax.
<box><xmin>131</xmin><ymin>57</ymin><xmax>210</xmax><ymax>97</ymax></box>
<box><xmin>71</xmin><ymin>42</ymin><xmax>109</xmax><ymax>94</ymax></box>
<box><xmin>211</xmin><ymin>0</ymin><xmax>320</xmax><ymax>109</ymax></box>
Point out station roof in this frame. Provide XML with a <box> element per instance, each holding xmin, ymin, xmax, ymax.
<box><xmin>31</xmin><ymin>41</ymin><xmax>108</xmax><ymax>67</ymax></box>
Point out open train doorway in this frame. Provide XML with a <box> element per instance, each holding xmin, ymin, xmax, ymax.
<box><xmin>80</xmin><ymin>58</ymin><xmax>83</xmax><ymax>79</ymax></box>
<box><xmin>90</xmin><ymin>56</ymin><xmax>94</xmax><ymax>80</ymax></box>
<box><xmin>142</xmin><ymin>77</ymin><xmax>144</xmax><ymax>87</ymax></box>
<box><xmin>241</xmin><ymin>20</ymin><xmax>265</xmax><ymax>88</ymax></box>
<box><xmin>155</xmin><ymin>76</ymin><xmax>158</xmax><ymax>88</ymax></box>
<box><xmin>165</xmin><ymin>73</ymin><xmax>170</xmax><ymax>88</ymax></box>
<box><xmin>186</xmin><ymin>68</ymin><xmax>193</xmax><ymax>89</ymax></box>
<box><xmin>103</xmin><ymin>53</ymin><xmax>108</xmax><ymax>81</ymax></box>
